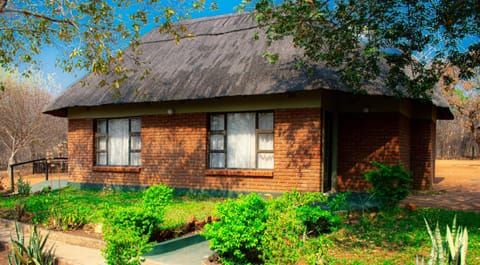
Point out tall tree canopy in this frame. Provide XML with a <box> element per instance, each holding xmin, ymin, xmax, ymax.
<box><xmin>0</xmin><ymin>0</ymin><xmax>478</xmax><ymax>97</ymax></box>
<box><xmin>247</xmin><ymin>0</ymin><xmax>479</xmax><ymax>97</ymax></box>
<box><xmin>0</xmin><ymin>0</ymin><xmax>215</xmax><ymax>89</ymax></box>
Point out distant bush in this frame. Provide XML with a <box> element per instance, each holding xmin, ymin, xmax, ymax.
<box><xmin>17</xmin><ymin>176</ymin><xmax>31</xmax><ymax>196</ymax></box>
<box><xmin>202</xmin><ymin>193</ymin><xmax>267</xmax><ymax>265</ymax></box>
<box><xmin>364</xmin><ymin>162</ymin><xmax>412</xmax><ymax>209</ymax></box>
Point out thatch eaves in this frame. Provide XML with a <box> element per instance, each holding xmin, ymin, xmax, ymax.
<box><xmin>44</xmin><ymin>12</ymin><xmax>452</xmax><ymax>119</ymax></box>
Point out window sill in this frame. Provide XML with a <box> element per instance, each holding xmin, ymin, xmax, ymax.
<box><xmin>93</xmin><ymin>166</ymin><xmax>141</xmax><ymax>173</ymax></box>
<box><xmin>205</xmin><ymin>169</ymin><xmax>273</xmax><ymax>178</ymax></box>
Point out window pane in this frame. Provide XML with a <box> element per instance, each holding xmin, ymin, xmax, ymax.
<box><xmin>131</xmin><ymin>135</ymin><xmax>141</xmax><ymax>151</ymax></box>
<box><xmin>257</xmin><ymin>153</ymin><xmax>274</xmax><ymax>169</ymax></box>
<box><xmin>130</xmin><ymin>152</ymin><xmax>141</xmax><ymax>166</ymax></box>
<box><xmin>258</xmin><ymin>112</ymin><xmax>273</xmax><ymax>130</ymax></box>
<box><xmin>210</xmin><ymin>134</ymin><xmax>224</xmax><ymax>151</ymax></box>
<box><xmin>227</xmin><ymin>113</ymin><xmax>255</xmax><ymax>168</ymax></box>
<box><xmin>97</xmin><ymin>153</ymin><xmax>107</xmax><ymax>166</ymax></box>
<box><xmin>131</xmin><ymin>118</ymin><xmax>141</xmax><ymax>133</ymax></box>
<box><xmin>96</xmin><ymin>137</ymin><xmax>107</xmax><ymax>151</ymax></box>
<box><xmin>108</xmin><ymin>119</ymin><xmax>129</xmax><ymax>165</ymax></box>
<box><xmin>210</xmin><ymin>153</ymin><xmax>225</xmax><ymax>168</ymax></box>
<box><xmin>210</xmin><ymin>114</ymin><xmax>225</xmax><ymax>131</ymax></box>
<box><xmin>97</xmin><ymin>120</ymin><xmax>107</xmax><ymax>133</ymax></box>
<box><xmin>258</xmin><ymin>133</ymin><xmax>274</xmax><ymax>151</ymax></box>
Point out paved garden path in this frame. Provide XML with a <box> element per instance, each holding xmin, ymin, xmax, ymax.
<box><xmin>0</xmin><ymin>218</ymin><xmax>210</xmax><ymax>265</ymax></box>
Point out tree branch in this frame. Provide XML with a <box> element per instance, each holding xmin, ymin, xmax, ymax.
<box><xmin>1</xmin><ymin>7</ymin><xmax>75</xmax><ymax>26</ymax></box>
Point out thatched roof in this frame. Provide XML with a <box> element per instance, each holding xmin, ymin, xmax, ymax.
<box><xmin>45</xmin><ymin>12</ymin><xmax>452</xmax><ymax>118</ymax></box>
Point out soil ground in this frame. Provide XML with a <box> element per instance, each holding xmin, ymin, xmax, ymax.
<box><xmin>405</xmin><ymin>160</ymin><xmax>480</xmax><ymax>212</ymax></box>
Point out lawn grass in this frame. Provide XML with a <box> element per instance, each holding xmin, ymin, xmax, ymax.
<box><xmin>1</xmin><ymin>188</ymin><xmax>478</xmax><ymax>264</ymax></box>
<box><xmin>0</xmin><ymin>186</ymin><xmax>221</xmax><ymax>231</ymax></box>
<box><xmin>328</xmin><ymin>208</ymin><xmax>480</xmax><ymax>265</ymax></box>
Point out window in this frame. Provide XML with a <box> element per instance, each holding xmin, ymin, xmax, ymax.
<box><xmin>209</xmin><ymin>112</ymin><xmax>274</xmax><ymax>169</ymax></box>
<box><xmin>95</xmin><ymin>118</ymin><xmax>141</xmax><ymax>166</ymax></box>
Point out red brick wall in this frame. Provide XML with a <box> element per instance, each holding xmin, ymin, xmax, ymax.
<box><xmin>337</xmin><ymin>113</ymin><xmax>410</xmax><ymax>191</ymax></box>
<box><xmin>67</xmin><ymin>108</ymin><xmax>322</xmax><ymax>193</ymax></box>
<box><xmin>68</xmin><ymin>119</ymin><xmax>94</xmax><ymax>183</ymax></box>
<box><xmin>410</xmin><ymin>119</ymin><xmax>436</xmax><ymax>189</ymax></box>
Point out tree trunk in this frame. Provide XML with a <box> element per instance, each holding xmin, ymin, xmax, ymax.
<box><xmin>7</xmin><ymin>153</ymin><xmax>15</xmax><ymax>191</ymax></box>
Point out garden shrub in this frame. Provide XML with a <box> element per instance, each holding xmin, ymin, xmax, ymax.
<box><xmin>102</xmin><ymin>207</ymin><xmax>159</xmax><ymax>265</ymax></box>
<box><xmin>202</xmin><ymin>193</ymin><xmax>267</xmax><ymax>265</ymax></box>
<box><xmin>102</xmin><ymin>184</ymin><xmax>173</xmax><ymax>265</ymax></box>
<box><xmin>262</xmin><ymin>191</ymin><xmax>338</xmax><ymax>265</ymax></box>
<box><xmin>364</xmin><ymin>162</ymin><xmax>412</xmax><ymax>209</ymax></box>
<box><xmin>17</xmin><ymin>176</ymin><xmax>31</xmax><ymax>196</ymax></box>
<box><xmin>142</xmin><ymin>184</ymin><xmax>173</xmax><ymax>218</ymax></box>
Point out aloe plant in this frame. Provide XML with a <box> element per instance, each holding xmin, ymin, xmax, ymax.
<box><xmin>422</xmin><ymin>216</ymin><xmax>469</xmax><ymax>265</ymax></box>
<box><xmin>8</xmin><ymin>222</ymin><xmax>55</xmax><ymax>265</ymax></box>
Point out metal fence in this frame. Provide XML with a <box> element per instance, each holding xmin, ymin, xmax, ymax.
<box><xmin>7</xmin><ymin>157</ymin><xmax>68</xmax><ymax>192</ymax></box>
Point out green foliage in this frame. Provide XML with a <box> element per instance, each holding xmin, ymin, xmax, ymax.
<box><xmin>51</xmin><ymin>206</ymin><xmax>90</xmax><ymax>230</ymax></box>
<box><xmin>102</xmin><ymin>207</ymin><xmax>160</xmax><ymax>265</ymax></box>
<box><xmin>202</xmin><ymin>193</ymin><xmax>267</xmax><ymax>265</ymax></box>
<box><xmin>16</xmin><ymin>177</ymin><xmax>31</xmax><ymax>196</ymax></box>
<box><xmin>364</xmin><ymin>162</ymin><xmax>412</xmax><ymax>209</ymax></box>
<box><xmin>203</xmin><ymin>191</ymin><xmax>345</xmax><ymax>265</ymax></box>
<box><xmin>142</xmin><ymin>184</ymin><xmax>173</xmax><ymax>218</ymax></box>
<box><xmin>262</xmin><ymin>191</ymin><xmax>339</xmax><ymax>264</ymax></box>
<box><xmin>251</xmin><ymin>0</ymin><xmax>479</xmax><ymax>97</ymax></box>
<box><xmin>423</xmin><ymin>216</ymin><xmax>469</xmax><ymax>265</ymax></box>
<box><xmin>0</xmin><ymin>1</ymin><xmax>217</xmax><ymax>88</ymax></box>
<box><xmin>102</xmin><ymin>185</ymin><xmax>173</xmax><ymax>265</ymax></box>
<box><xmin>8</xmin><ymin>222</ymin><xmax>55</xmax><ymax>265</ymax></box>
<box><xmin>25</xmin><ymin>194</ymin><xmax>50</xmax><ymax>224</ymax></box>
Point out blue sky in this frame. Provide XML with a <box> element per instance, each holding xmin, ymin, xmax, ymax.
<box><xmin>35</xmin><ymin>1</ymin><xmax>242</xmax><ymax>92</ymax></box>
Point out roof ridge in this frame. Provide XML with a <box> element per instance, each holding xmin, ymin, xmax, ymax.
<box><xmin>178</xmin><ymin>12</ymin><xmax>251</xmax><ymax>26</ymax></box>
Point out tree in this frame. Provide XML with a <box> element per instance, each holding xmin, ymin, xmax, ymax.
<box><xmin>0</xmin><ymin>68</ymin><xmax>67</xmax><ymax>172</ymax></box>
<box><xmin>244</xmin><ymin>0</ymin><xmax>479</xmax><ymax>98</ymax></box>
<box><xmin>0</xmin><ymin>0</ymin><xmax>216</xmax><ymax>89</ymax></box>
<box><xmin>437</xmin><ymin>66</ymin><xmax>480</xmax><ymax>159</ymax></box>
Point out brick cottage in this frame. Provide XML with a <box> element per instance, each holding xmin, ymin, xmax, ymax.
<box><xmin>44</xmin><ymin>13</ymin><xmax>453</xmax><ymax>194</ymax></box>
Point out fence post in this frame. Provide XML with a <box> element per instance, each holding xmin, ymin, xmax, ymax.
<box><xmin>45</xmin><ymin>160</ymin><xmax>49</xmax><ymax>181</ymax></box>
<box><xmin>9</xmin><ymin>164</ymin><xmax>14</xmax><ymax>193</ymax></box>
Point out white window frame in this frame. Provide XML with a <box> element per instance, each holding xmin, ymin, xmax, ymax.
<box><xmin>95</xmin><ymin>117</ymin><xmax>141</xmax><ymax>166</ymax></box>
<box><xmin>208</xmin><ymin>111</ymin><xmax>274</xmax><ymax>169</ymax></box>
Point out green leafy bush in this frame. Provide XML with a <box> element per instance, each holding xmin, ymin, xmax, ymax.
<box><xmin>17</xmin><ymin>176</ymin><xmax>31</xmax><ymax>196</ymax></box>
<box><xmin>8</xmin><ymin>222</ymin><xmax>55</xmax><ymax>265</ymax></box>
<box><xmin>202</xmin><ymin>193</ymin><xmax>267</xmax><ymax>265</ymax></box>
<box><xmin>142</xmin><ymin>184</ymin><xmax>173</xmax><ymax>218</ymax></box>
<box><xmin>203</xmin><ymin>191</ymin><xmax>345</xmax><ymax>265</ymax></box>
<box><xmin>364</xmin><ymin>162</ymin><xmax>412</xmax><ymax>209</ymax></box>
<box><xmin>102</xmin><ymin>207</ymin><xmax>159</xmax><ymax>265</ymax></box>
<box><xmin>262</xmin><ymin>191</ymin><xmax>338</xmax><ymax>264</ymax></box>
<box><xmin>102</xmin><ymin>184</ymin><xmax>173</xmax><ymax>265</ymax></box>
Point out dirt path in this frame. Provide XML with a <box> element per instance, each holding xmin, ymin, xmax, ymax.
<box><xmin>405</xmin><ymin>160</ymin><xmax>480</xmax><ymax>212</ymax></box>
